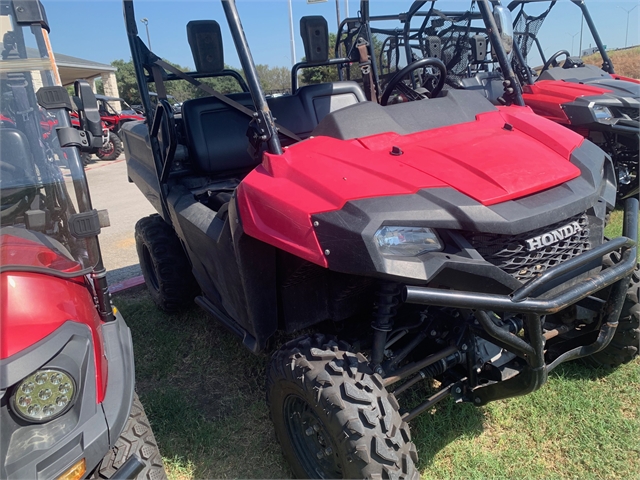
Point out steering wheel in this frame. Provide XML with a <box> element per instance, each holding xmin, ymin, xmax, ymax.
<box><xmin>380</xmin><ymin>57</ymin><xmax>447</xmax><ymax>106</ymax></box>
<box><xmin>540</xmin><ymin>50</ymin><xmax>571</xmax><ymax>75</ymax></box>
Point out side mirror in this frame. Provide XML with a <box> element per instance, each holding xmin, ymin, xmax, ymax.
<box><xmin>493</xmin><ymin>5</ymin><xmax>514</xmax><ymax>61</ymax></box>
<box><xmin>74</xmin><ymin>80</ymin><xmax>103</xmax><ymax>138</ymax></box>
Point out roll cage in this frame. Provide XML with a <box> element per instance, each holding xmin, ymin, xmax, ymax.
<box><xmin>335</xmin><ymin>0</ymin><xmax>525</xmax><ymax>105</ymax></box>
<box><xmin>507</xmin><ymin>0</ymin><xmax>614</xmax><ymax>77</ymax></box>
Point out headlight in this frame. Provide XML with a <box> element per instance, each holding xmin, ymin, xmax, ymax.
<box><xmin>11</xmin><ymin>369</ymin><xmax>76</xmax><ymax>423</ymax></box>
<box><xmin>591</xmin><ymin>105</ymin><xmax>613</xmax><ymax>121</ymax></box>
<box><xmin>374</xmin><ymin>226</ymin><xmax>443</xmax><ymax>256</ymax></box>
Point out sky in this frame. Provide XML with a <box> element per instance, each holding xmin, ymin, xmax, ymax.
<box><xmin>41</xmin><ymin>0</ymin><xmax>639</xmax><ymax>70</ymax></box>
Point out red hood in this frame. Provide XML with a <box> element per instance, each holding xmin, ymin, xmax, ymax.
<box><xmin>238</xmin><ymin>106</ymin><xmax>583</xmax><ymax>266</ymax></box>
<box><xmin>522</xmin><ymin>80</ymin><xmax>613</xmax><ymax>124</ymax></box>
<box><xmin>524</xmin><ymin>80</ymin><xmax>612</xmax><ymax>102</ymax></box>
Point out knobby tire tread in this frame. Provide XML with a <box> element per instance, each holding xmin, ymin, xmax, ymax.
<box><xmin>267</xmin><ymin>333</ymin><xmax>420</xmax><ymax>479</ymax></box>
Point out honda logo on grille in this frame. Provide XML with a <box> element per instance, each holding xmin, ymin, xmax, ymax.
<box><xmin>525</xmin><ymin>221</ymin><xmax>583</xmax><ymax>251</ymax></box>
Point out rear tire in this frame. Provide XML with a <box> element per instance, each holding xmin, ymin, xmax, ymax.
<box><xmin>96</xmin><ymin>132</ymin><xmax>123</xmax><ymax>160</ymax></box>
<box><xmin>267</xmin><ymin>334</ymin><xmax>419</xmax><ymax>479</ymax></box>
<box><xmin>95</xmin><ymin>393</ymin><xmax>166</xmax><ymax>480</ymax></box>
<box><xmin>589</xmin><ymin>257</ymin><xmax>640</xmax><ymax>368</ymax></box>
<box><xmin>135</xmin><ymin>214</ymin><xmax>198</xmax><ymax>312</ymax></box>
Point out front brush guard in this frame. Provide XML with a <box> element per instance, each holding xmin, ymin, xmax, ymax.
<box><xmin>404</xmin><ymin>198</ymin><xmax>638</xmax><ymax>405</ymax></box>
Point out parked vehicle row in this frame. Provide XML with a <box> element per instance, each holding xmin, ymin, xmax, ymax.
<box><xmin>120</xmin><ymin>0</ymin><xmax>638</xmax><ymax>477</ymax></box>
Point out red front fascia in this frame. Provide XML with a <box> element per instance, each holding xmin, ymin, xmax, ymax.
<box><xmin>0</xmin><ymin>236</ymin><xmax>107</xmax><ymax>402</ymax></box>
<box><xmin>522</xmin><ymin>80</ymin><xmax>613</xmax><ymax>124</ymax></box>
<box><xmin>237</xmin><ymin>107</ymin><xmax>583</xmax><ymax>266</ymax></box>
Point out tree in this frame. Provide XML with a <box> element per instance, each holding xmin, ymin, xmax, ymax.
<box><xmin>109</xmin><ymin>58</ymin><xmax>245</xmax><ymax>105</ymax></box>
<box><xmin>300</xmin><ymin>33</ymin><xmax>341</xmax><ymax>86</ymax></box>
<box><xmin>111</xmin><ymin>59</ymin><xmax>140</xmax><ymax>105</ymax></box>
<box><xmin>255</xmin><ymin>64</ymin><xmax>290</xmax><ymax>93</ymax></box>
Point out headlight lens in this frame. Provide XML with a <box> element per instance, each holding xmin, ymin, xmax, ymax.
<box><xmin>591</xmin><ymin>105</ymin><xmax>613</xmax><ymax>121</ymax></box>
<box><xmin>374</xmin><ymin>226</ymin><xmax>443</xmax><ymax>256</ymax></box>
<box><xmin>11</xmin><ymin>369</ymin><xmax>76</xmax><ymax>422</ymax></box>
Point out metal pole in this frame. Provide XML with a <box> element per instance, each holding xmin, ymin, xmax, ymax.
<box><xmin>287</xmin><ymin>0</ymin><xmax>296</xmax><ymax>67</ymax></box>
<box><xmin>579</xmin><ymin>12</ymin><xmax>583</xmax><ymax>56</ymax></box>
<box><xmin>141</xmin><ymin>17</ymin><xmax>151</xmax><ymax>50</ymax></box>
<box><xmin>335</xmin><ymin>0</ymin><xmax>341</xmax><ymax>33</ymax></box>
<box><xmin>567</xmin><ymin>31</ymin><xmax>579</xmax><ymax>56</ymax></box>
<box><xmin>221</xmin><ymin>0</ymin><xmax>283</xmax><ymax>155</ymax></box>
<box><xmin>344</xmin><ymin>0</ymin><xmax>349</xmax><ymax>18</ymax></box>
<box><xmin>618</xmin><ymin>5</ymin><xmax>637</xmax><ymax>49</ymax></box>
<box><xmin>477</xmin><ymin>0</ymin><xmax>525</xmax><ymax>106</ymax></box>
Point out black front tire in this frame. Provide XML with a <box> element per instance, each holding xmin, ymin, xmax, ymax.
<box><xmin>96</xmin><ymin>131</ymin><xmax>124</xmax><ymax>161</ymax></box>
<box><xmin>95</xmin><ymin>393</ymin><xmax>166</xmax><ymax>480</ymax></box>
<box><xmin>267</xmin><ymin>334</ymin><xmax>419</xmax><ymax>479</ymax></box>
<box><xmin>589</xmin><ymin>258</ymin><xmax>640</xmax><ymax>368</ymax></box>
<box><xmin>135</xmin><ymin>214</ymin><xmax>198</xmax><ymax>312</ymax></box>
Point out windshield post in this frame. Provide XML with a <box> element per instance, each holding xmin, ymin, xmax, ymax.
<box><xmin>570</xmin><ymin>0</ymin><xmax>614</xmax><ymax>74</ymax></box>
<box><xmin>477</xmin><ymin>0</ymin><xmax>525</xmax><ymax>106</ymax></box>
<box><xmin>221</xmin><ymin>0</ymin><xmax>282</xmax><ymax>155</ymax></box>
<box><xmin>48</xmin><ymin>101</ymin><xmax>115</xmax><ymax>323</ymax></box>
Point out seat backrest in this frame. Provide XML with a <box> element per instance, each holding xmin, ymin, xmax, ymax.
<box><xmin>296</xmin><ymin>81</ymin><xmax>366</xmax><ymax>126</ymax></box>
<box><xmin>181</xmin><ymin>93</ymin><xmax>257</xmax><ymax>175</ymax></box>
<box><xmin>181</xmin><ymin>82</ymin><xmax>367</xmax><ymax>175</ymax></box>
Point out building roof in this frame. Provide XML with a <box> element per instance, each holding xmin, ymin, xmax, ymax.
<box><xmin>53</xmin><ymin>51</ymin><xmax>116</xmax><ymax>86</ymax></box>
<box><xmin>54</xmin><ymin>52</ymin><xmax>116</xmax><ymax>72</ymax></box>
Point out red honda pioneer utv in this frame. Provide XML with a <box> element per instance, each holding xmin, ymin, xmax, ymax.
<box><xmin>509</xmin><ymin>0</ymin><xmax>639</xmax><ymax>201</ymax></box>
<box><xmin>0</xmin><ymin>2</ymin><xmax>165</xmax><ymax>478</ymax></box>
<box><xmin>122</xmin><ymin>0</ymin><xmax>638</xmax><ymax>477</ymax></box>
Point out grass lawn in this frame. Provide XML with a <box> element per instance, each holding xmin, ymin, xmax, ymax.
<box><xmin>116</xmin><ymin>209</ymin><xmax>639</xmax><ymax>479</ymax></box>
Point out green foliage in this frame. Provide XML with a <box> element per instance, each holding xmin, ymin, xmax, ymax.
<box><xmin>255</xmin><ymin>64</ymin><xmax>290</xmax><ymax>93</ymax></box>
<box><xmin>109</xmin><ymin>58</ymin><xmax>245</xmax><ymax>107</ymax></box>
<box><xmin>110</xmin><ymin>58</ymin><xmax>299</xmax><ymax>106</ymax></box>
<box><xmin>300</xmin><ymin>33</ymin><xmax>341</xmax><ymax>86</ymax></box>
<box><xmin>111</xmin><ymin>59</ymin><xmax>140</xmax><ymax>105</ymax></box>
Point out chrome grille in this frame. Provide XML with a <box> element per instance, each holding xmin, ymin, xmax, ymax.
<box><xmin>463</xmin><ymin>214</ymin><xmax>591</xmax><ymax>281</ymax></box>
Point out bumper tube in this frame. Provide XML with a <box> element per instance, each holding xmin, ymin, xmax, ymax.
<box><xmin>110</xmin><ymin>454</ymin><xmax>144</xmax><ymax>480</ymax></box>
<box><xmin>404</xmin><ymin>198</ymin><xmax>638</xmax><ymax>406</ymax></box>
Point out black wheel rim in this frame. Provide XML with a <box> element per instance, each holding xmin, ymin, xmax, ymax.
<box><xmin>142</xmin><ymin>244</ymin><xmax>160</xmax><ymax>292</ymax></box>
<box><xmin>283</xmin><ymin>394</ymin><xmax>342</xmax><ymax>479</ymax></box>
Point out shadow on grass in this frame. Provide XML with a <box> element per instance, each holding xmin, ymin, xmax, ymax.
<box><xmin>113</xmin><ymin>289</ymin><xmax>291</xmax><ymax>479</ymax></box>
<box><xmin>402</xmin><ymin>385</ymin><xmax>486</xmax><ymax>470</ymax></box>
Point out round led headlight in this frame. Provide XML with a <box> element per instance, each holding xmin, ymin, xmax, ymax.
<box><xmin>11</xmin><ymin>369</ymin><xmax>76</xmax><ymax>423</ymax></box>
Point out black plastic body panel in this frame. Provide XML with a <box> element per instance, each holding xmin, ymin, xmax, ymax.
<box><xmin>311</xmin><ymin>89</ymin><xmax>497</xmax><ymax>140</ymax></box>
<box><xmin>166</xmin><ymin>184</ymin><xmax>278</xmax><ymax>351</ymax></box>
<box><xmin>121</xmin><ymin>120</ymin><xmax>167</xmax><ymax>220</ymax></box>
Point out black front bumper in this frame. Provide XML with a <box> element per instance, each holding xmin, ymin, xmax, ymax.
<box><xmin>0</xmin><ymin>311</ymin><xmax>135</xmax><ymax>479</ymax></box>
<box><xmin>404</xmin><ymin>197</ymin><xmax>638</xmax><ymax>404</ymax></box>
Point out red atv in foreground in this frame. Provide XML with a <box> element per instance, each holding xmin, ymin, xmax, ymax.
<box><xmin>0</xmin><ymin>2</ymin><xmax>165</xmax><ymax>478</ymax></box>
<box><xmin>122</xmin><ymin>0</ymin><xmax>638</xmax><ymax>477</ymax></box>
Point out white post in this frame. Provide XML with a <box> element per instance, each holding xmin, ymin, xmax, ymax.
<box><xmin>288</xmin><ymin>0</ymin><xmax>296</xmax><ymax>67</ymax></box>
<box><xmin>344</xmin><ymin>0</ymin><xmax>349</xmax><ymax>18</ymax></box>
